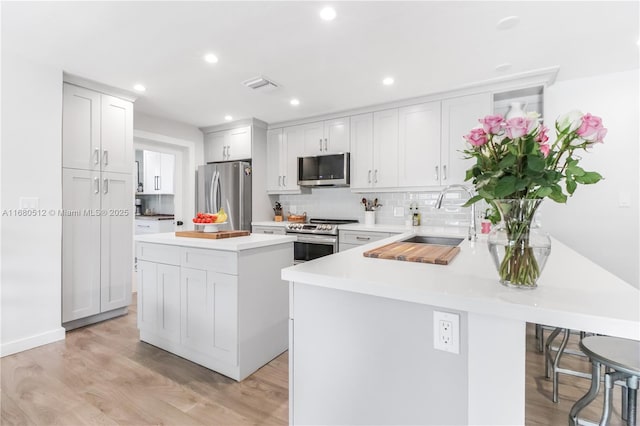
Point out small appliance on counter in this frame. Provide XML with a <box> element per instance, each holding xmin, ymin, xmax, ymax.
<box><xmin>135</xmin><ymin>198</ymin><xmax>143</xmax><ymax>216</ymax></box>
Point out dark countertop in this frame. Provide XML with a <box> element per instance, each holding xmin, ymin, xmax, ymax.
<box><xmin>135</xmin><ymin>214</ymin><xmax>175</xmax><ymax>221</ymax></box>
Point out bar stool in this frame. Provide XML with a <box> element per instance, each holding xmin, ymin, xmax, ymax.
<box><xmin>569</xmin><ymin>335</ymin><xmax>640</xmax><ymax>426</ymax></box>
<box><xmin>545</xmin><ymin>327</ymin><xmax>592</xmax><ymax>402</ymax></box>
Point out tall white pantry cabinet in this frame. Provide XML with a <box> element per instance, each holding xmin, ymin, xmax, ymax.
<box><xmin>62</xmin><ymin>82</ymin><xmax>134</xmax><ymax>328</ymax></box>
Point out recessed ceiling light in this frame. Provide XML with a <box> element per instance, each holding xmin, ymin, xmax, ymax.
<box><xmin>290</xmin><ymin>98</ymin><xmax>300</xmax><ymax>106</ymax></box>
<box><xmin>224</xmin><ymin>115</ymin><xmax>233</xmax><ymax>121</ymax></box>
<box><xmin>133</xmin><ymin>84</ymin><xmax>146</xmax><ymax>92</ymax></box>
<box><xmin>496</xmin><ymin>16</ymin><xmax>520</xmax><ymax>30</ymax></box>
<box><xmin>495</xmin><ymin>63</ymin><xmax>512</xmax><ymax>72</ymax></box>
<box><xmin>204</xmin><ymin>53</ymin><xmax>219</xmax><ymax>64</ymax></box>
<box><xmin>319</xmin><ymin>6</ymin><xmax>336</xmax><ymax>21</ymax></box>
<box><xmin>382</xmin><ymin>77</ymin><xmax>395</xmax><ymax>86</ymax></box>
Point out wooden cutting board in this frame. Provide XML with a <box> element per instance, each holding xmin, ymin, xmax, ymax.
<box><xmin>175</xmin><ymin>230</ymin><xmax>250</xmax><ymax>240</ymax></box>
<box><xmin>363</xmin><ymin>242</ymin><xmax>460</xmax><ymax>265</ymax></box>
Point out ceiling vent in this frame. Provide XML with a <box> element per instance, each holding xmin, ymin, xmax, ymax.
<box><xmin>242</xmin><ymin>76</ymin><xmax>279</xmax><ymax>92</ymax></box>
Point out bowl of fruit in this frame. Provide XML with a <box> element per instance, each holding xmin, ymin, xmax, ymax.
<box><xmin>192</xmin><ymin>208</ymin><xmax>228</xmax><ymax>232</ymax></box>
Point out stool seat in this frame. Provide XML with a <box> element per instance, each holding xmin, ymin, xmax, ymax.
<box><xmin>581</xmin><ymin>336</ymin><xmax>640</xmax><ymax>377</ymax></box>
<box><xmin>570</xmin><ymin>336</ymin><xmax>640</xmax><ymax>426</ymax></box>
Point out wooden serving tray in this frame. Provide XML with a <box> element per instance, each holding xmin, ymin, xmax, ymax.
<box><xmin>175</xmin><ymin>230</ymin><xmax>250</xmax><ymax>240</ymax></box>
<box><xmin>363</xmin><ymin>242</ymin><xmax>460</xmax><ymax>265</ymax></box>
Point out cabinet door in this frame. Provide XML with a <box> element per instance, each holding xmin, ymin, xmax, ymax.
<box><xmin>302</xmin><ymin>122</ymin><xmax>324</xmax><ymax>155</ymax></box>
<box><xmin>181</xmin><ymin>268</ymin><xmax>238</xmax><ymax>365</ymax></box>
<box><xmin>204</xmin><ymin>131</ymin><xmax>227</xmax><ymax>163</ymax></box>
<box><xmin>100</xmin><ymin>171</ymin><xmax>133</xmax><ymax>313</ymax></box>
<box><xmin>441</xmin><ymin>93</ymin><xmax>491</xmax><ymax>185</ymax></box>
<box><xmin>266</xmin><ymin>129</ymin><xmax>283</xmax><ymax>191</ymax></box>
<box><xmin>324</xmin><ymin>117</ymin><xmax>350</xmax><ymax>153</ymax></box>
<box><xmin>350</xmin><ymin>113</ymin><xmax>374</xmax><ymax>189</ymax></box>
<box><xmin>101</xmin><ymin>95</ymin><xmax>133</xmax><ymax>174</ymax></box>
<box><xmin>62</xmin><ymin>168</ymin><xmax>101</xmax><ymax>323</ymax></box>
<box><xmin>62</xmin><ymin>84</ymin><xmax>101</xmax><ymax>171</ymax></box>
<box><xmin>398</xmin><ymin>102</ymin><xmax>441</xmax><ymax>187</ymax></box>
<box><xmin>372</xmin><ymin>109</ymin><xmax>399</xmax><ymax>188</ymax></box>
<box><xmin>283</xmin><ymin>126</ymin><xmax>304</xmax><ymax>190</ymax></box>
<box><xmin>157</xmin><ymin>263</ymin><xmax>181</xmax><ymax>341</ymax></box>
<box><xmin>143</xmin><ymin>150</ymin><xmax>160</xmax><ymax>193</ymax></box>
<box><xmin>137</xmin><ymin>260</ymin><xmax>158</xmax><ymax>331</ymax></box>
<box><xmin>159</xmin><ymin>153</ymin><xmax>175</xmax><ymax>194</ymax></box>
<box><xmin>228</xmin><ymin>126</ymin><xmax>252</xmax><ymax>160</ymax></box>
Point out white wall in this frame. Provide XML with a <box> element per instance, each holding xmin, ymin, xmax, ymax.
<box><xmin>134</xmin><ymin>111</ymin><xmax>204</xmax><ymax>148</ymax></box>
<box><xmin>1</xmin><ymin>52</ymin><xmax>66</xmax><ymax>356</ymax></box>
<box><xmin>542</xmin><ymin>69</ymin><xmax>639</xmax><ymax>288</ymax></box>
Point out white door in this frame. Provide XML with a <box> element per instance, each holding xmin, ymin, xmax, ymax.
<box><xmin>350</xmin><ymin>113</ymin><xmax>374</xmax><ymax>189</ymax></box>
<box><xmin>398</xmin><ymin>101</ymin><xmax>441</xmax><ymax>187</ymax></box>
<box><xmin>62</xmin><ymin>84</ymin><xmax>101</xmax><ymax>171</ymax></box>
<box><xmin>441</xmin><ymin>93</ymin><xmax>492</xmax><ymax>185</ymax></box>
<box><xmin>266</xmin><ymin>129</ymin><xmax>283</xmax><ymax>191</ymax></box>
<box><xmin>204</xmin><ymin>131</ymin><xmax>227</xmax><ymax>163</ymax></box>
<box><xmin>181</xmin><ymin>267</ymin><xmax>211</xmax><ymax>353</ymax></box>
<box><xmin>372</xmin><ymin>109</ymin><xmax>399</xmax><ymax>188</ymax></box>
<box><xmin>302</xmin><ymin>122</ymin><xmax>324</xmax><ymax>155</ymax></box>
<box><xmin>100</xmin><ymin>171</ymin><xmax>133</xmax><ymax>313</ymax></box>
<box><xmin>159</xmin><ymin>153</ymin><xmax>175</xmax><ymax>194</ymax></box>
<box><xmin>101</xmin><ymin>95</ymin><xmax>133</xmax><ymax>174</ymax></box>
<box><xmin>157</xmin><ymin>263</ymin><xmax>181</xmax><ymax>342</ymax></box>
<box><xmin>143</xmin><ymin>150</ymin><xmax>161</xmax><ymax>193</ymax></box>
<box><xmin>283</xmin><ymin>125</ymin><xmax>305</xmax><ymax>190</ymax></box>
<box><xmin>62</xmin><ymin>168</ymin><xmax>101</xmax><ymax>323</ymax></box>
<box><xmin>137</xmin><ymin>260</ymin><xmax>158</xmax><ymax>332</ymax></box>
<box><xmin>324</xmin><ymin>117</ymin><xmax>350</xmax><ymax>153</ymax></box>
<box><xmin>228</xmin><ymin>126</ymin><xmax>252</xmax><ymax>160</ymax></box>
<box><xmin>209</xmin><ymin>271</ymin><xmax>238</xmax><ymax>365</ymax></box>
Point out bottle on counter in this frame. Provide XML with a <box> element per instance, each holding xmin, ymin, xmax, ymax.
<box><xmin>409</xmin><ymin>202</ymin><xmax>420</xmax><ymax>226</ymax></box>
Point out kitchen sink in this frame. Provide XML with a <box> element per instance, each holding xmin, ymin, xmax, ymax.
<box><xmin>401</xmin><ymin>235</ymin><xmax>465</xmax><ymax>246</ymax></box>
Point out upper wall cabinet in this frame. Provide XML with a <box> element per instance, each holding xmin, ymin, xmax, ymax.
<box><xmin>62</xmin><ymin>84</ymin><xmax>133</xmax><ymax>174</ymax></box>
<box><xmin>142</xmin><ymin>150</ymin><xmax>175</xmax><ymax>195</ymax></box>
<box><xmin>204</xmin><ymin>126</ymin><xmax>252</xmax><ymax>163</ymax></box>
<box><xmin>302</xmin><ymin>117</ymin><xmax>350</xmax><ymax>155</ymax></box>
<box><xmin>441</xmin><ymin>93</ymin><xmax>492</xmax><ymax>186</ymax></box>
<box><xmin>398</xmin><ymin>101</ymin><xmax>441</xmax><ymax>187</ymax></box>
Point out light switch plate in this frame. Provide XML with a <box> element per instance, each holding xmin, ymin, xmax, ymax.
<box><xmin>19</xmin><ymin>197</ymin><xmax>39</xmax><ymax>209</ymax></box>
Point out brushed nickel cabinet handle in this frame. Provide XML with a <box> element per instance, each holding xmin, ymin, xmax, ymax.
<box><xmin>94</xmin><ymin>148</ymin><xmax>100</xmax><ymax>165</ymax></box>
<box><xmin>103</xmin><ymin>150</ymin><xmax>109</xmax><ymax>166</ymax></box>
<box><xmin>103</xmin><ymin>178</ymin><xmax>109</xmax><ymax>194</ymax></box>
<box><xmin>368</xmin><ymin>170</ymin><xmax>372</xmax><ymax>183</ymax></box>
<box><xmin>94</xmin><ymin>177</ymin><xmax>100</xmax><ymax>194</ymax></box>
<box><xmin>435</xmin><ymin>166</ymin><xmax>439</xmax><ymax>180</ymax></box>
<box><xmin>442</xmin><ymin>165</ymin><xmax>447</xmax><ymax>181</ymax></box>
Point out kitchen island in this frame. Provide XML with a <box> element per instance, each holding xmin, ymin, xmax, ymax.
<box><xmin>282</xmin><ymin>231</ymin><xmax>640</xmax><ymax>425</ymax></box>
<box><xmin>135</xmin><ymin>232</ymin><xmax>294</xmax><ymax>381</ymax></box>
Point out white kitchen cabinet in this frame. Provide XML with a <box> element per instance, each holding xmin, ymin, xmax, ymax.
<box><xmin>137</xmin><ymin>260</ymin><xmax>180</xmax><ymax>343</ymax></box>
<box><xmin>142</xmin><ymin>150</ymin><xmax>175</xmax><ymax>194</ymax></box>
<box><xmin>441</xmin><ymin>93</ymin><xmax>492</xmax><ymax>185</ymax></box>
<box><xmin>338</xmin><ymin>229</ymin><xmax>396</xmax><ymax>252</ymax></box>
<box><xmin>62</xmin><ymin>169</ymin><xmax>133</xmax><ymax>324</ymax></box>
<box><xmin>181</xmin><ymin>267</ymin><xmax>238</xmax><ymax>365</ymax></box>
<box><xmin>252</xmin><ymin>225</ymin><xmax>286</xmax><ymax>235</ymax></box>
<box><xmin>267</xmin><ymin>127</ymin><xmax>303</xmax><ymax>193</ymax></box>
<box><xmin>62</xmin><ymin>84</ymin><xmax>133</xmax><ymax>174</ymax></box>
<box><xmin>302</xmin><ymin>117</ymin><xmax>350</xmax><ymax>155</ymax></box>
<box><xmin>398</xmin><ymin>101</ymin><xmax>442</xmax><ymax>187</ymax></box>
<box><xmin>349</xmin><ymin>110</ymin><xmax>399</xmax><ymax>191</ymax></box>
<box><xmin>204</xmin><ymin>125</ymin><xmax>252</xmax><ymax>162</ymax></box>
<box><xmin>62</xmin><ymin>82</ymin><xmax>133</xmax><ymax>328</ymax></box>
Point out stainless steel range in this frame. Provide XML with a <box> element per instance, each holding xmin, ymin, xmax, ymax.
<box><xmin>286</xmin><ymin>218</ymin><xmax>358</xmax><ymax>264</ymax></box>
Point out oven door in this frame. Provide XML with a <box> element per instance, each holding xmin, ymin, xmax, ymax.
<box><xmin>291</xmin><ymin>234</ymin><xmax>338</xmax><ymax>264</ymax></box>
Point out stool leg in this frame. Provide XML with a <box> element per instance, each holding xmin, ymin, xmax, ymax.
<box><xmin>545</xmin><ymin>327</ymin><xmax>562</xmax><ymax>379</ymax></box>
<box><xmin>600</xmin><ymin>372</ymin><xmax>626</xmax><ymax>426</ymax></box>
<box><xmin>570</xmin><ymin>361</ymin><xmax>601</xmax><ymax>426</ymax></box>
<box><xmin>623</xmin><ymin>385</ymin><xmax>629</xmax><ymax>422</ymax></box>
<box><xmin>552</xmin><ymin>329</ymin><xmax>571</xmax><ymax>403</ymax></box>
<box><xmin>536</xmin><ymin>324</ymin><xmax>545</xmax><ymax>353</ymax></box>
<box><xmin>626</xmin><ymin>376</ymin><xmax>638</xmax><ymax>426</ymax></box>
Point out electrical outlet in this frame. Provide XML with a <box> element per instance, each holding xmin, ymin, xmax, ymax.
<box><xmin>433</xmin><ymin>311</ymin><xmax>460</xmax><ymax>354</ymax></box>
<box><xmin>393</xmin><ymin>206</ymin><xmax>405</xmax><ymax>217</ymax></box>
<box><xmin>289</xmin><ymin>205</ymin><xmax>297</xmax><ymax>214</ymax></box>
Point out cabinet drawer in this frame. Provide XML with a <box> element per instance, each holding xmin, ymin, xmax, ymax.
<box><xmin>137</xmin><ymin>243</ymin><xmax>181</xmax><ymax>265</ymax></box>
<box><xmin>136</xmin><ymin>220</ymin><xmax>160</xmax><ymax>234</ymax></box>
<box><xmin>182</xmin><ymin>247</ymin><xmax>237</xmax><ymax>275</ymax></box>
<box><xmin>252</xmin><ymin>225</ymin><xmax>286</xmax><ymax>235</ymax></box>
<box><xmin>339</xmin><ymin>231</ymin><xmax>393</xmax><ymax>245</ymax></box>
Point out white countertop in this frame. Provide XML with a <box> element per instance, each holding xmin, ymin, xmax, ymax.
<box><xmin>135</xmin><ymin>232</ymin><xmax>295</xmax><ymax>251</ymax></box>
<box><xmin>252</xmin><ymin>220</ymin><xmax>471</xmax><ymax>236</ymax></box>
<box><xmin>282</xmin><ymin>231</ymin><xmax>640</xmax><ymax>340</ymax></box>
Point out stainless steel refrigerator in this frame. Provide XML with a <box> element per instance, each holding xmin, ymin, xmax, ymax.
<box><xmin>197</xmin><ymin>161</ymin><xmax>252</xmax><ymax>231</ymax></box>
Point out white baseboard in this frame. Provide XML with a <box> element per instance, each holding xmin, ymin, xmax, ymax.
<box><xmin>0</xmin><ymin>327</ymin><xmax>66</xmax><ymax>357</ymax></box>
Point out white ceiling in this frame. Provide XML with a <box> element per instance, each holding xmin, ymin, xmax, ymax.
<box><xmin>2</xmin><ymin>1</ymin><xmax>638</xmax><ymax>128</ymax></box>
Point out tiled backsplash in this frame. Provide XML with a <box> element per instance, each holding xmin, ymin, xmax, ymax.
<box><xmin>273</xmin><ymin>187</ymin><xmax>485</xmax><ymax>228</ymax></box>
<box><xmin>137</xmin><ymin>194</ymin><xmax>175</xmax><ymax>215</ymax></box>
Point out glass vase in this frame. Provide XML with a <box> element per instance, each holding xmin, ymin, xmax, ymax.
<box><xmin>487</xmin><ymin>199</ymin><xmax>551</xmax><ymax>289</ymax></box>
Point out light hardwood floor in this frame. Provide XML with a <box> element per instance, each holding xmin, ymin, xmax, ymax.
<box><xmin>1</xmin><ymin>296</ymin><xmax>629</xmax><ymax>425</ymax></box>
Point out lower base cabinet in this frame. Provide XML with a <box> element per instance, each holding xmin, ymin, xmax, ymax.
<box><xmin>136</xmin><ymin>241</ymin><xmax>290</xmax><ymax>381</ymax></box>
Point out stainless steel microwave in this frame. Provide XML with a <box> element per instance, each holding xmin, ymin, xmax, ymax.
<box><xmin>297</xmin><ymin>152</ymin><xmax>350</xmax><ymax>187</ymax></box>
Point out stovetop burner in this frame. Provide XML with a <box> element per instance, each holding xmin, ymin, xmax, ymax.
<box><xmin>286</xmin><ymin>218</ymin><xmax>358</xmax><ymax>235</ymax></box>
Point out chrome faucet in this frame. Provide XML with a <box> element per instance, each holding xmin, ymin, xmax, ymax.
<box><xmin>435</xmin><ymin>184</ymin><xmax>477</xmax><ymax>241</ymax></box>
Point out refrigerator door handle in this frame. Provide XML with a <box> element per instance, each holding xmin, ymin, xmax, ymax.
<box><xmin>216</xmin><ymin>171</ymin><xmax>222</xmax><ymax>213</ymax></box>
<box><xmin>208</xmin><ymin>170</ymin><xmax>216</xmax><ymax>213</ymax></box>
